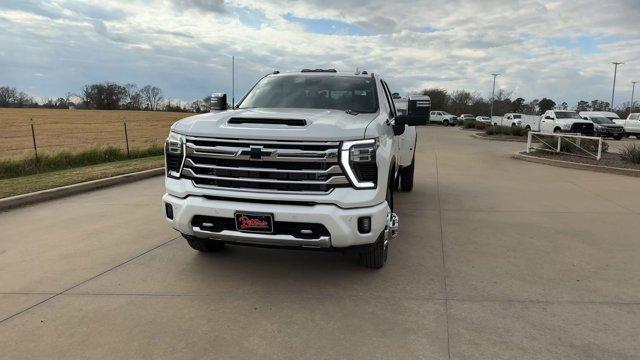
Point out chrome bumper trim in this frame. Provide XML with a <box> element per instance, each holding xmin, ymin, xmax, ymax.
<box><xmin>192</xmin><ymin>226</ymin><xmax>331</xmax><ymax>248</ymax></box>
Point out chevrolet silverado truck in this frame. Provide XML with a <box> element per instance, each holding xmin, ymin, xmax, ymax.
<box><xmin>162</xmin><ymin>70</ymin><xmax>429</xmax><ymax>269</ymax></box>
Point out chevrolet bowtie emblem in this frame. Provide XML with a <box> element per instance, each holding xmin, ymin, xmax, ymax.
<box><xmin>247</xmin><ymin>146</ymin><xmax>275</xmax><ymax>160</ymax></box>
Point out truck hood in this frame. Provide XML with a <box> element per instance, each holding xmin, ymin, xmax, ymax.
<box><xmin>171</xmin><ymin>108</ymin><xmax>379</xmax><ymax>141</ymax></box>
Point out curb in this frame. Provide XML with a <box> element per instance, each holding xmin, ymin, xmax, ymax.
<box><xmin>0</xmin><ymin>167</ymin><xmax>164</xmax><ymax>212</ymax></box>
<box><xmin>471</xmin><ymin>133</ymin><xmax>527</xmax><ymax>142</ymax></box>
<box><xmin>512</xmin><ymin>153</ymin><xmax>640</xmax><ymax>177</ymax></box>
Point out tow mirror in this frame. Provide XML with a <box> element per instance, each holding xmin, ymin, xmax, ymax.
<box><xmin>210</xmin><ymin>93</ymin><xmax>228</xmax><ymax>111</ymax></box>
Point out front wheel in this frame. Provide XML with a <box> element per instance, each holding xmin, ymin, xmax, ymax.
<box><xmin>443</xmin><ymin>120</ymin><xmax>449</xmax><ymax>126</ymax></box>
<box><xmin>358</xmin><ymin>231</ymin><xmax>388</xmax><ymax>269</ymax></box>
<box><xmin>554</xmin><ymin>128</ymin><xmax>562</xmax><ymax>133</ymax></box>
<box><xmin>614</xmin><ymin>135</ymin><xmax>623</xmax><ymax>140</ymax></box>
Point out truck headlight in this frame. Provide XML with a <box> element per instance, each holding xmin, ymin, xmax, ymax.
<box><xmin>165</xmin><ymin>131</ymin><xmax>185</xmax><ymax>178</ymax></box>
<box><xmin>562</xmin><ymin>123</ymin><xmax>571</xmax><ymax>130</ymax></box>
<box><xmin>341</xmin><ymin>138</ymin><xmax>378</xmax><ymax>189</ymax></box>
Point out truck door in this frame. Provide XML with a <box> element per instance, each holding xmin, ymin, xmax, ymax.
<box><xmin>540</xmin><ymin>112</ymin><xmax>553</xmax><ymax>133</ymax></box>
<box><xmin>381</xmin><ymin>80</ymin><xmax>414</xmax><ymax>168</ymax></box>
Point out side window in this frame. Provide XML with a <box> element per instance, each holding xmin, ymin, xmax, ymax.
<box><xmin>379</xmin><ymin>80</ymin><xmax>395</xmax><ymax>118</ymax></box>
<box><xmin>631</xmin><ymin>114</ymin><xmax>638</xmax><ymax>120</ymax></box>
<box><xmin>430</xmin><ymin>111</ymin><xmax>435</xmax><ymax>115</ymax></box>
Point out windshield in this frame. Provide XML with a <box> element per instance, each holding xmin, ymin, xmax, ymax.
<box><xmin>238</xmin><ymin>75</ymin><xmax>378</xmax><ymax>113</ymax></box>
<box><xmin>555</xmin><ymin>111</ymin><xmax>582</xmax><ymax>119</ymax></box>
<box><xmin>590</xmin><ymin>116</ymin><xmax>614</xmax><ymax>124</ymax></box>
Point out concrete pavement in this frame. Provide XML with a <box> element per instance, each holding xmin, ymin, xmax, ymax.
<box><xmin>1</xmin><ymin>127</ymin><xmax>639</xmax><ymax>359</ymax></box>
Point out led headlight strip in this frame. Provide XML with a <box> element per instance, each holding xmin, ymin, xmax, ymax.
<box><xmin>165</xmin><ymin>131</ymin><xmax>186</xmax><ymax>178</ymax></box>
<box><xmin>340</xmin><ymin>138</ymin><xmax>378</xmax><ymax>189</ymax></box>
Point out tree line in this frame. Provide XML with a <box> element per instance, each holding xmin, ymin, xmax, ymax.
<box><xmin>0</xmin><ymin>83</ymin><xmax>218</xmax><ymax>113</ymax></box>
<box><xmin>2</xmin><ymin>83</ymin><xmax>635</xmax><ymax>117</ymax></box>
<box><xmin>416</xmin><ymin>88</ymin><xmax>635</xmax><ymax>118</ymax></box>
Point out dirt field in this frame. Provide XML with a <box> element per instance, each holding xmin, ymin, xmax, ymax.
<box><xmin>0</xmin><ymin>109</ymin><xmax>193</xmax><ymax>159</ymax></box>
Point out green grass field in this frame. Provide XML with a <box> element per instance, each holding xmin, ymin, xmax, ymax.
<box><xmin>0</xmin><ymin>156</ymin><xmax>164</xmax><ymax>198</ymax></box>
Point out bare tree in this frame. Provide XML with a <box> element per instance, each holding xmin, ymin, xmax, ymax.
<box><xmin>123</xmin><ymin>83</ymin><xmax>142</xmax><ymax>110</ymax></box>
<box><xmin>141</xmin><ymin>85</ymin><xmax>163</xmax><ymax>110</ymax></box>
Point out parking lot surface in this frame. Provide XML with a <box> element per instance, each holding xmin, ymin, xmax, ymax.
<box><xmin>1</xmin><ymin>127</ymin><xmax>639</xmax><ymax>359</ymax></box>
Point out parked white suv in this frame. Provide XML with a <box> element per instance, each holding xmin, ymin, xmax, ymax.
<box><xmin>539</xmin><ymin>110</ymin><xmax>594</xmax><ymax>135</ymax></box>
<box><xmin>162</xmin><ymin>70</ymin><xmax>429</xmax><ymax>269</ymax></box>
<box><xmin>429</xmin><ymin>111</ymin><xmax>457</xmax><ymax>126</ymax></box>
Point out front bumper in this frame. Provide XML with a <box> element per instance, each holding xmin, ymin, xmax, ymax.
<box><xmin>163</xmin><ymin>194</ymin><xmax>390</xmax><ymax>248</ymax></box>
<box><xmin>596</xmin><ymin>128</ymin><xmax>624</xmax><ymax>137</ymax></box>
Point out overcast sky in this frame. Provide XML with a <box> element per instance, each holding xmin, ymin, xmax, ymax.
<box><xmin>1</xmin><ymin>0</ymin><xmax>639</xmax><ymax>107</ymax></box>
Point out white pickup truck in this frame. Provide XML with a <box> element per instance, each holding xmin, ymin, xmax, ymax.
<box><xmin>539</xmin><ymin>110</ymin><xmax>594</xmax><ymax>135</ymax></box>
<box><xmin>429</xmin><ymin>111</ymin><xmax>457</xmax><ymax>126</ymax></box>
<box><xmin>163</xmin><ymin>70</ymin><xmax>429</xmax><ymax>269</ymax></box>
<box><xmin>622</xmin><ymin>113</ymin><xmax>640</xmax><ymax>138</ymax></box>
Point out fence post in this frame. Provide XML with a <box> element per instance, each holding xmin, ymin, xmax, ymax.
<box><xmin>526</xmin><ymin>131</ymin><xmax>532</xmax><ymax>153</ymax></box>
<box><xmin>123</xmin><ymin>122</ymin><xmax>130</xmax><ymax>157</ymax></box>
<box><xmin>556</xmin><ymin>135</ymin><xmax>561</xmax><ymax>153</ymax></box>
<box><xmin>597</xmin><ymin>138</ymin><xmax>602</xmax><ymax>160</ymax></box>
<box><xmin>30</xmin><ymin>120</ymin><xmax>38</xmax><ymax>161</ymax></box>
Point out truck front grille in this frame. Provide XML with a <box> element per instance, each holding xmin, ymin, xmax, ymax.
<box><xmin>570</xmin><ymin>123</ymin><xmax>594</xmax><ymax>135</ymax></box>
<box><xmin>181</xmin><ymin>137</ymin><xmax>348</xmax><ymax>193</ymax></box>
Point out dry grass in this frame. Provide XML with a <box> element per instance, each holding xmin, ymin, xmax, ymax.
<box><xmin>0</xmin><ymin>108</ymin><xmax>192</xmax><ymax>159</ymax></box>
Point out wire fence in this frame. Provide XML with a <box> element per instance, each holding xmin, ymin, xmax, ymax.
<box><xmin>1</xmin><ymin>109</ymin><xmax>191</xmax><ymax>160</ymax></box>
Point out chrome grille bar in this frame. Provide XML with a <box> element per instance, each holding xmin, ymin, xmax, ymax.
<box><xmin>182</xmin><ymin>168</ymin><xmax>348</xmax><ymax>186</ymax></box>
<box><xmin>184</xmin><ymin>158</ymin><xmax>342</xmax><ymax>175</ymax></box>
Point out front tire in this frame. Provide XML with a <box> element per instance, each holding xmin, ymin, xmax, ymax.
<box><xmin>184</xmin><ymin>235</ymin><xmax>225</xmax><ymax>252</ymax></box>
<box><xmin>614</xmin><ymin>135</ymin><xmax>623</xmax><ymax>140</ymax></box>
<box><xmin>443</xmin><ymin>120</ymin><xmax>449</xmax><ymax>126</ymax></box>
<box><xmin>358</xmin><ymin>231</ymin><xmax>388</xmax><ymax>269</ymax></box>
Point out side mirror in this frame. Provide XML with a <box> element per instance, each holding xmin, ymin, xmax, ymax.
<box><xmin>545</xmin><ymin>116</ymin><xmax>553</xmax><ymax>120</ymax></box>
<box><xmin>210</xmin><ymin>93</ymin><xmax>228</xmax><ymax>111</ymax></box>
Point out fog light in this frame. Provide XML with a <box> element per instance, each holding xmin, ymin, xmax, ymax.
<box><xmin>165</xmin><ymin>203</ymin><xmax>174</xmax><ymax>220</ymax></box>
<box><xmin>358</xmin><ymin>216</ymin><xmax>371</xmax><ymax>234</ymax></box>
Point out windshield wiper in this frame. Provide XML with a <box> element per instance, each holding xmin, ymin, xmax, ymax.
<box><xmin>345</xmin><ymin>109</ymin><xmax>359</xmax><ymax>115</ymax></box>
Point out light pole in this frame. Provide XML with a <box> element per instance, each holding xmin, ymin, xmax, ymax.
<box><xmin>631</xmin><ymin>81</ymin><xmax>638</xmax><ymax>113</ymax></box>
<box><xmin>610</xmin><ymin>62</ymin><xmax>623</xmax><ymax>110</ymax></box>
<box><xmin>490</xmin><ymin>73</ymin><xmax>499</xmax><ymax>121</ymax></box>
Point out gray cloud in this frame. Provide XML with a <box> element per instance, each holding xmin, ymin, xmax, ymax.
<box><xmin>0</xmin><ymin>0</ymin><xmax>638</xmax><ymax>108</ymax></box>
<box><xmin>172</xmin><ymin>0</ymin><xmax>228</xmax><ymax>14</ymax></box>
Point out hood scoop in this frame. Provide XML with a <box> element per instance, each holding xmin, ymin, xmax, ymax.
<box><xmin>227</xmin><ymin>117</ymin><xmax>307</xmax><ymax>126</ymax></box>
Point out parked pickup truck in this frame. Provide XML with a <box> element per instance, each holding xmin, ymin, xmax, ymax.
<box><xmin>163</xmin><ymin>70</ymin><xmax>429</xmax><ymax>269</ymax></box>
<box><xmin>429</xmin><ymin>111</ymin><xmax>457</xmax><ymax>126</ymax></box>
<box><xmin>539</xmin><ymin>110</ymin><xmax>594</xmax><ymax>135</ymax></box>
<box><xmin>621</xmin><ymin>113</ymin><xmax>640</xmax><ymax>138</ymax></box>
<box><xmin>502</xmin><ymin>113</ymin><xmax>523</xmax><ymax>127</ymax></box>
